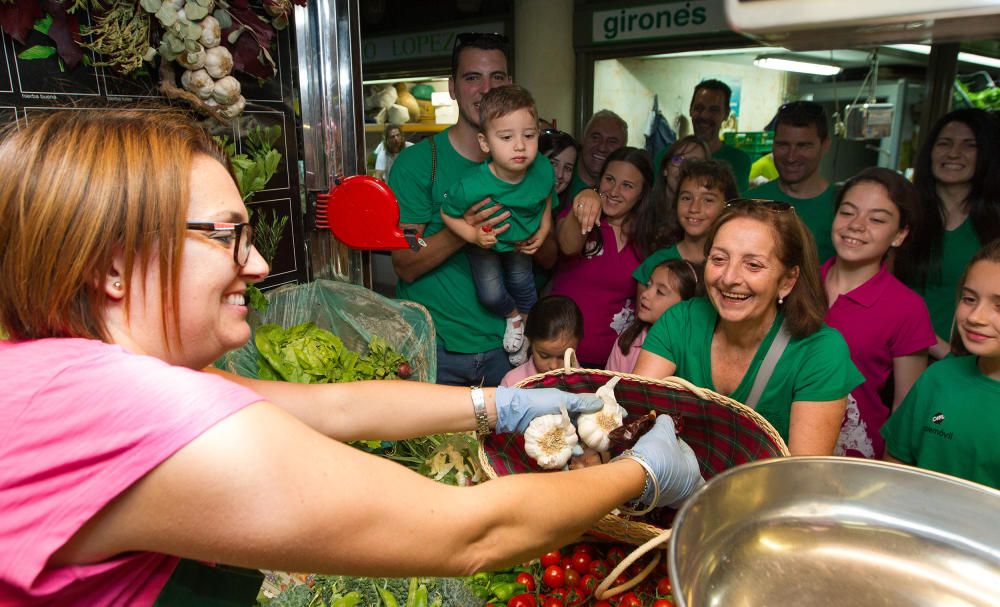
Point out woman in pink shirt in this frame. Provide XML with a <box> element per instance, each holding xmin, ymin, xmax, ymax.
<box><xmin>0</xmin><ymin>109</ymin><xmax>704</xmax><ymax>606</ymax></box>
<box><xmin>607</xmin><ymin>258</ymin><xmax>703</xmax><ymax>373</ymax></box>
<box><xmin>823</xmin><ymin>167</ymin><xmax>936</xmax><ymax>458</ymax></box>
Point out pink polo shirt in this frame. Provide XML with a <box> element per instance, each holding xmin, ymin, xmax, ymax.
<box><xmin>500</xmin><ymin>358</ymin><xmax>541</xmax><ymax>387</ymax></box>
<box><xmin>822</xmin><ymin>259</ymin><xmax>936</xmax><ymax>458</ymax></box>
<box><xmin>605</xmin><ymin>327</ymin><xmax>647</xmax><ymax>374</ymax></box>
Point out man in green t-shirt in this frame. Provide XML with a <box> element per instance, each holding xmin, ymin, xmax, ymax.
<box><xmin>749</xmin><ymin>101</ymin><xmax>836</xmax><ymax>263</ymax></box>
<box><xmin>389</xmin><ymin>33</ymin><xmax>516</xmax><ymax>386</ymax></box>
<box><xmin>689</xmin><ymin>79</ymin><xmax>752</xmax><ymax>194</ymax></box>
<box><xmin>567</xmin><ymin>109</ymin><xmax>628</xmax><ymax>199</ymax></box>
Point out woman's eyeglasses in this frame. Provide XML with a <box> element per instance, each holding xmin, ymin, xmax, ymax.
<box><xmin>186</xmin><ymin>221</ymin><xmax>254</xmax><ymax>266</ymax></box>
<box><xmin>669</xmin><ymin>154</ymin><xmax>690</xmax><ymax>167</ymax></box>
<box><xmin>725</xmin><ymin>198</ymin><xmax>794</xmax><ymax>213</ymax></box>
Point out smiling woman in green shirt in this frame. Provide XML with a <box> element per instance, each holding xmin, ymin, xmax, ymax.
<box><xmin>633</xmin><ymin>200</ymin><xmax>864</xmax><ymax>455</ymax></box>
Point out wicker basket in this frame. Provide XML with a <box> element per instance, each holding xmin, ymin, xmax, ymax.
<box><xmin>477</xmin><ymin>353</ymin><xmax>789</xmax><ymax>546</ymax></box>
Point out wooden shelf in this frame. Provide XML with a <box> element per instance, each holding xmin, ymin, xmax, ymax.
<box><xmin>364</xmin><ymin>123</ymin><xmax>451</xmax><ymax>133</ymax></box>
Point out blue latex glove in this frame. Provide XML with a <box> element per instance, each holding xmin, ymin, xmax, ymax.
<box><xmin>494</xmin><ymin>386</ymin><xmax>603</xmax><ymax>434</ymax></box>
<box><xmin>626</xmin><ymin>415</ymin><xmax>705</xmax><ymax>508</ymax></box>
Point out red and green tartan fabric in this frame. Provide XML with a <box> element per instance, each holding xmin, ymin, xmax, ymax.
<box><xmin>481</xmin><ymin>370</ymin><xmax>787</xmax><ymax>530</ymax></box>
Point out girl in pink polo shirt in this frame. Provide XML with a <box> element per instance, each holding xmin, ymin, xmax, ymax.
<box><xmin>607</xmin><ymin>258</ymin><xmax>703</xmax><ymax>373</ymax></box>
<box><xmin>501</xmin><ymin>295</ymin><xmax>583</xmax><ymax>386</ymax></box>
<box><xmin>823</xmin><ymin>167</ymin><xmax>936</xmax><ymax>458</ymax></box>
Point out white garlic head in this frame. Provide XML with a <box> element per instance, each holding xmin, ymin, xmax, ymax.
<box><xmin>212</xmin><ymin>75</ymin><xmax>241</xmax><ymax>105</ymax></box>
<box><xmin>176</xmin><ymin>46</ymin><xmax>206</xmax><ymax>70</ymax></box>
<box><xmin>524</xmin><ymin>406</ymin><xmax>579</xmax><ymax>470</ymax></box>
<box><xmin>199</xmin><ymin>16</ymin><xmax>222</xmax><ymax>48</ymax></box>
<box><xmin>181</xmin><ymin>68</ymin><xmax>214</xmax><ymax>99</ymax></box>
<box><xmin>204</xmin><ymin>45</ymin><xmax>234</xmax><ymax>79</ymax></box>
<box><xmin>576</xmin><ymin>376</ymin><xmax>626</xmax><ymax>452</ymax></box>
<box><xmin>219</xmin><ymin>95</ymin><xmax>246</xmax><ymax>119</ymax></box>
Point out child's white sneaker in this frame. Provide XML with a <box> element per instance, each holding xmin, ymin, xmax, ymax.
<box><xmin>508</xmin><ymin>338</ymin><xmax>529</xmax><ymax>366</ymax></box>
<box><xmin>503</xmin><ymin>315</ymin><xmax>525</xmax><ymax>353</ymax></box>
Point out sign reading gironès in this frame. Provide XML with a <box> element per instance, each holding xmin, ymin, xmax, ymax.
<box><xmin>363</xmin><ymin>23</ymin><xmax>506</xmax><ymax>64</ymax></box>
<box><xmin>592</xmin><ymin>1</ymin><xmax>727</xmax><ymax>43</ymax></box>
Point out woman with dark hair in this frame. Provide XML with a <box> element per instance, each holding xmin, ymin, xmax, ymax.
<box><xmin>551</xmin><ymin>146</ymin><xmax>655</xmax><ymax>366</ymax></box>
<box><xmin>539</xmin><ymin>129</ymin><xmax>581</xmax><ymax>209</ymax></box>
<box><xmin>823</xmin><ymin>168</ymin><xmax>936</xmax><ymax>459</ymax></box>
<box><xmin>500</xmin><ymin>295</ymin><xmax>584</xmax><ymax>386</ymax></box>
<box><xmin>901</xmin><ymin>108</ymin><xmax>1000</xmax><ymax>358</ymax></box>
<box><xmin>633</xmin><ymin>200</ymin><xmax>864</xmax><ymax>455</ymax></box>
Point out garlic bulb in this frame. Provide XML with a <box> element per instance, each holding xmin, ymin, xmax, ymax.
<box><xmin>204</xmin><ymin>45</ymin><xmax>234</xmax><ymax>79</ymax></box>
<box><xmin>212</xmin><ymin>75</ymin><xmax>241</xmax><ymax>105</ymax></box>
<box><xmin>199</xmin><ymin>16</ymin><xmax>222</xmax><ymax>48</ymax></box>
<box><xmin>181</xmin><ymin>68</ymin><xmax>214</xmax><ymax>99</ymax></box>
<box><xmin>176</xmin><ymin>46</ymin><xmax>206</xmax><ymax>70</ymax></box>
<box><xmin>524</xmin><ymin>406</ymin><xmax>579</xmax><ymax>469</ymax></box>
<box><xmin>576</xmin><ymin>376</ymin><xmax>626</xmax><ymax>452</ymax></box>
<box><xmin>219</xmin><ymin>95</ymin><xmax>246</xmax><ymax>119</ymax></box>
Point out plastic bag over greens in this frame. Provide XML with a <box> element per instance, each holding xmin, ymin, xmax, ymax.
<box><xmin>215</xmin><ymin>279</ymin><xmax>435</xmax><ymax>383</ymax></box>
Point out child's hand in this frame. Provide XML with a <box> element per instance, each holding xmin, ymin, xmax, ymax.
<box><xmin>475</xmin><ymin>225</ymin><xmax>498</xmax><ymax>249</ymax></box>
<box><xmin>518</xmin><ymin>221</ymin><xmax>550</xmax><ymax>256</ymax></box>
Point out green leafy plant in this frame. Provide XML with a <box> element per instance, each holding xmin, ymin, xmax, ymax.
<box><xmin>252</xmin><ymin>209</ymin><xmax>289</xmax><ymax>267</ymax></box>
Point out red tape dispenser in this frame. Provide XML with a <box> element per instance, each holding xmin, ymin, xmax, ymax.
<box><xmin>315</xmin><ymin>175</ymin><xmax>425</xmax><ymax>251</ymax></box>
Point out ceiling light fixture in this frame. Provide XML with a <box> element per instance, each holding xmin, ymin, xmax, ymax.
<box><xmin>754</xmin><ymin>56</ymin><xmax>843</xmax><ymax>76</ymax></box>
<box><xmin>886</xmin><ymin>43</ymin><xmax>1000</xmax><ymax>69</ymax></box>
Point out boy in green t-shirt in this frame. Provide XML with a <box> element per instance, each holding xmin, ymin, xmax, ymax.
<box><xmin>441</xmin><ymin>85</ymin><xmax>555</xmax><ymax>365</ymax></box>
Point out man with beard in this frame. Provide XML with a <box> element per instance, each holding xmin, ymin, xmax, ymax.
<box><xmin>749</xmin><ymin>101</ymin><xmax>836</xmax><ymax>262</ymax></box>
<box><xmin>389</xmin><ymin>33</ymin><xmax>517</xmax><ymax>386</ymax></box>
<box><xmin>373</xmin><ymin>123</ymin><xmax>412</xmax><ymax>182</ymax></box>
<box><xmin>567</xmin><ymin>109</ymin><xmax>628</xmax><ymax>198</ymax></box>
<box><xmin>689</xmin><ymin>79</ymin><xmax>752</xmax><ymax>194</ymax></box>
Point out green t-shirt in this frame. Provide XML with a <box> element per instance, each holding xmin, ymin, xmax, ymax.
<box><xmin>910</xmin><ymin>218</ymin><xmax>981</xmax><ymax>340</ymax></box>
<box><xmin>568</xmin><ymin>166</ymin><xmax>592</xmax><ymax>200</ymax></box>
<box><xmin>388</xmin><ymin>129</ymin><xmax>505</xmax><ymax>353</ymax></box>
<box><xmin>713</xmin><ymin>143</ymin><xmax>752</xmax><ymax>195</ymax></box>
<box><xmin>632</xmin><ymin>244</ymin><xmax>682</xmax><ymax>285</ymax></box>
<box><xmin>441</xmin><ymin>156</ymin><xmax>555</xmax><ymax>253</ymax></box>
<box><xmin>643</xmin><ymin>297</ymin><xmax>864</xmax><ymax>442</ymax></box>
<box><xmin>881</xmin><ymin>355</ymin><xmax>1000</xmax><ymax>488</ymax></box>
<box><xmin>749</xmin><ymin>180</ymin><xmax>837</xmax><ymax>264</ymax></box>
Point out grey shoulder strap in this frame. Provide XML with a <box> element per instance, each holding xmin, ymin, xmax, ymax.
<box><xmin>745</xmin><ymin>319</ymin><xmax>791</xmax><ymax>410</ymax></box>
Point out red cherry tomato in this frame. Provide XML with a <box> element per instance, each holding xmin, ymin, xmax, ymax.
<box><xmin>607</xmin><ymin>546</ymin><xmax>627</xmax><ymax>566</ymax></box>
<box><xmin>564</xmin><ymin>588</ymin><xmax>585</xmax><ymax>606</ymax></box>
<box><xmin>547</xmin><ymin>588</ymin><xmax>568</xmax><ymax>602</ymax></box>
<box><xmin>563</xmin><ymin>567</ymin><xmax>580</xmax><ymax>589</ymax></box>
<box><xmin>572</xmin><ymin>542</ymin><xmax>597</xmax><ymax>557</ymax></box>
<box><xmin>542</xmin><ymin>598</ymin><xmax>565</xmax><ymax>607</ymax></box>
<box><xmin>561</xmin><ymin>555</ymin><xmax>573</xmax><ymax>569</ymax></box>
<box><xmin>543</xmin><ymin>565</ymin><xmax>566</xmax><ymax>589</ymax></box>
<box><xmin>618</xmin><ymin>592</ymin><xmax>642</xmax><ymax>607</ymax></box>
<box><xmin>508</xmin><ymin>594</ymin><xmax>537</xmax><ymax>607</ymax></box>
<box><xmin>540</xmin><ymin>550</ymin><xmax>562</xmax><ymax>568</ymax></box>
<box><xmin>516</xmin><ymin>572</ymin><xmax>536</xmax><ymax>592</ymax></box>
<box><xmin>613</xmin><ymin>574</ymin><xmax>630</xmax><ymax>587</ymax></box>
<box><xmin>653</xmin><ymin>599</ymin><xmax>675</xmax><ymax>607</ymax></box>
<box><xmin>657</xmin><ymin>576</ymin><xmax>673</xmax><ymax>596</ymax></box>
<box><xmin>579</xmin><ymin>574</ymin><xmax>598</xmax><ymax>597</ymax></box>
<box><xmin>588</xmin><ymin>558</ymin><xmax>610</xmax><ymax>579</ymax></box>
<box><xmin>593</xmin><ymin>602</ymin><xmax>613</xmax><ymax>607</ymax></box>
<box><xmin>569</xmin><ymin>552</ymin><xmax>592</xmax><ymax>574</ymax></box>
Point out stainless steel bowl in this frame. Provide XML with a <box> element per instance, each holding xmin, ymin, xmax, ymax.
<box><xmin>669</xmin><ymin>457</ymin><xmax>1000</xmax><ymax>606</ymax></box>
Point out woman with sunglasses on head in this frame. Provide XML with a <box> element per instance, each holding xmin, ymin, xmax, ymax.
<box><xmin>531</xmin><ymin>128</ymin><xmax>581</xmax><ymax>284</ymax></box>
<box><xmin>550</xmin><ymin>147</ymin><xmax>656</xmax><ymax>367</ymax></box>
<box><xmin>0</xmin><ymin>110</ymin><xmax>705</xmax><ymax>606</ymax></box>
<box><xmin>898</xmin><ymin>108</ymin><xmax>1000</xmax><ymax>360</ymax></box>
<box><xmin>633</xmin><ymin>199</ymin><xmax>864</xmax><ymax>455</ymax></box>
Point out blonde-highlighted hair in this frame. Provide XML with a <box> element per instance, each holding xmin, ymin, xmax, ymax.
<box><xmin>0</xmin><ymin>108</ymin><xmax>229</xmax><ymax>342</ymax></box>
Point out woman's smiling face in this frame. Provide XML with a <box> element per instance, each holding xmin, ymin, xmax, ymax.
<box><xmin>598</xmin><ymin>160</ymin><xmax>645</xmax><ymax>223</ymax></box>
<box><xmin>705</xmin><ymin>216</ymin><xmax>798</xmax><ymax>327</ymax></box>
